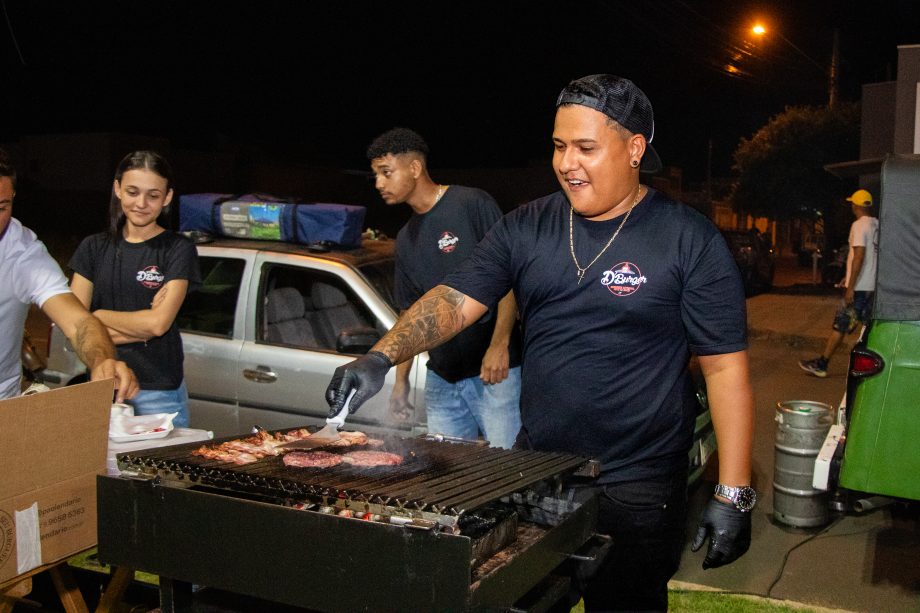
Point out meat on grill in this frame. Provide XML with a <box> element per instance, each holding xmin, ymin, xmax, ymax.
<box><xmin>281</xmin><ymin>450</ymin><xmax>403</xmax><ymax>469</ymax></box>
<box><xmin>341</xmin><ymin>450</ymin><xmax>403</xmax><ymax>467</ymax></box>
<box><xmin>282</xmin><ymin>451</ymin><xmax>344</xmax><ymax>468</ymax></box>
<box><xmin>326</xmin><ymin>431</ymin><xmax>369</xmax><ymax>447</ymax></box>
<box><xmin>279</xmin><ymin>429</ymin><xmax>386</xmax><ymax>449</ymax></box>
<box><xmin>192</xmin><ymin>428</ymin><xmax>375</xmax><ymax>465</ymax></box>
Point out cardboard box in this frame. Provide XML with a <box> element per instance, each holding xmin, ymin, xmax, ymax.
<box><xmin>0</xmin><ymin>380</ymin><xmax>111</xmax><ymax>584</ymax></box>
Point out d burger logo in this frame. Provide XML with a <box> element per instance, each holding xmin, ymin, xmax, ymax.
<box><xmin>136</xmin><ymin>265</ymin><xmax>165</xmax><ymax>289</ymax></box>
<box><xmin>437</xmin><ymin>231</ymin><xmax>459</xmax><ymax>253</ymax></box>
<box><xmin>602</xmin><ymin>262</ymin><xmax>647</xmax><ymax>296</ymax></box>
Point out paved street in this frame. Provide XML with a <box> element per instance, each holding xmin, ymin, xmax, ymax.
<box><xmin>672</xmin><ymin>255</ymin><xmax>920</xmax><ymax>613</ymax></box>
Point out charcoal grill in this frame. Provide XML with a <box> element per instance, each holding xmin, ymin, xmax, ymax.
<box><xmin>97</xmin><ymin>429</ymin><xmax>600</xmax><ymax>612</ymax></box>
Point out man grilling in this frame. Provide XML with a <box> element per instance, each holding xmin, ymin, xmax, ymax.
<box><xmin>325</xmin><ymin>75</ymin><xmax>755</xmax><ymax>611</ymax></box>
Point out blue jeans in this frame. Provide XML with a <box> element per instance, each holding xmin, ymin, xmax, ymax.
<box><xmin>127</xmin><ymin>379</ymin><xmax>190</xmax><ymax>428</ymax></box>
<box><xmin>424</xmin><ymin>367</ymin><xmax>522</xmax><ymax>449</ymax></box>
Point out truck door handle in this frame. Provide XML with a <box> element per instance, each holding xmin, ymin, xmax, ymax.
<box><xmin>243</xmin><ymin>366</ymin><xmax>278</xmax><ymax>383</ymax></box>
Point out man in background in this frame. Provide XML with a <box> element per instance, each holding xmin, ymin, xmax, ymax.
<box><xmin>799</xmin><ymin>189</ymin><xmax>879</xmax><ymax>377</ymax></box>
<box><xmin>367</xmin><ymin>128</ymin><xmax>522</xmax><ymax>449</ymax></box>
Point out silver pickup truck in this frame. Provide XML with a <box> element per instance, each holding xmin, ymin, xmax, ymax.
<box><xmin>43</xmin><ymin>235</ymin><xmax>430</xmax><ymax>439</ymax></box>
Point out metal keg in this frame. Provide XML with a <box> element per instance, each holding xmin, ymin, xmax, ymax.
<box><xmin>773</xmin><ymin>400</ymin><xmax>834</xmax><ymax>527</ymax></box>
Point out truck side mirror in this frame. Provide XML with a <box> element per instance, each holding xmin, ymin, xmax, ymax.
<box><xmin>336</xmin><ymin>327</ymin><xmax>381</xmax><ymax>355</ymax></box>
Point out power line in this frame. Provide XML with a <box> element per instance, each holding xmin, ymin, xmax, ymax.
<box><xmin>1</xmin><ymin>0</ymin><xmax>26</xmax><ymax>65</ymax></box>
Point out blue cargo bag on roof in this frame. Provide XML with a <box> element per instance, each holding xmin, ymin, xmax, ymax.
<box><xmin>178</xmin><ymin>193</ymin><xmax>366</xmax><ymax>249</ymax></box>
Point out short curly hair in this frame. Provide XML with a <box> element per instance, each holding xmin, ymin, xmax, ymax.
<box><xmin>366</xmin><ymin>127</ymin><xmax>429</xmax><ymax>161</ymax></box>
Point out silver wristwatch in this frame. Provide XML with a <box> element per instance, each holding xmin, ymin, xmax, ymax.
<box><xmin>714</xmin><ymin>484</ymin><xmax>757</xmax><ymax>512</ymax></box>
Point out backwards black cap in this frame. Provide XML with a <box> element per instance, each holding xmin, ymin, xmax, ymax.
<box><xmin>556</xmin><ymin>74</ymin><xmax>662</xmax><ymax>174</ymax></box>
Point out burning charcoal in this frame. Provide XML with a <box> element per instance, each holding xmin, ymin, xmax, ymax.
<box><xmin>458</xmin><ymin>503</ymin><xmax>516</xmax><ymax>539</ymax></box>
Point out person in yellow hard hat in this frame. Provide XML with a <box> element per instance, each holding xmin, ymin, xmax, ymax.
<box><xmin>799</xmin><ymin>189</ymin><xmax>879</xmax><ymax>377</ymax></box>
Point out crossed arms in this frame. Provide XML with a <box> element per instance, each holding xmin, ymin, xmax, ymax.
<box><xmin>69</xmin><ymin>275</ymin><xmax>189</xmax><ymax>344</ymax></box>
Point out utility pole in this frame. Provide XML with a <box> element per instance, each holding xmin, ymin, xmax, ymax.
<box><xmin>828</xmin><ymin>28</ymin><xmax>840</xmax><ymax>109</ymax></box>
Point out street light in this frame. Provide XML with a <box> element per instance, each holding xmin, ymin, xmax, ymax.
<box><xmin>750</xmin><ymin>22</ymin><xmax>839</xmax><ymax>108</ymax></box>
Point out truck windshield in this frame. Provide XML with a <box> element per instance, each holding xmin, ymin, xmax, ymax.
<box><xmin>358</xmin><ymin>260</ymin><xmax>397</xmax><ymax>311</ymax></box>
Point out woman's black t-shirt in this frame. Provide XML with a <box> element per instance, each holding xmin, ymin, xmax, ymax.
<box><xmin>69</xmin><ymin>231</ymin><xmax>200</xmax><ymax>390</ymax></box>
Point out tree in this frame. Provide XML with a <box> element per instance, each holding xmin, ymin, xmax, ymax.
<box><xmin>732</xmin><ymin>103</ymin><xmax>860</xmax><ymax>222</ymax></box>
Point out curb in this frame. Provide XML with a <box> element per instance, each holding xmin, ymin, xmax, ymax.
<box><xmin>667</xmin><ymin>580</ymin><xmax>858</xmax><ymax>612</ymax></box>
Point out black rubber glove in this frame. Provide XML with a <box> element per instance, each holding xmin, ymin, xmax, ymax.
<box><xmin>690</xmin><ymin>498</ymin><xmax>752</xmax><ymax>569</ymax></box>
<box><xmin>324</xmin><ymin>351</ymin><xmax>393</xmax><ymax>418</ymax></box>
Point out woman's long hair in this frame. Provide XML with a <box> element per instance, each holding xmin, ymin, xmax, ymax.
<box><xmin>108</xmin><ymin>151</ymin><xmax>174</xmax><ymax>242</ymax></box>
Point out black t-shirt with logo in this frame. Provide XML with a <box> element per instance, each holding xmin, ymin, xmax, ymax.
<box><xmin>394</xmin><ymin>185</ymin><xmax>522</xmax><ymax>382</ymax></box>
<box><xmin>69</xmin><ymin>231</ymin><xmax>200</xmax><ymax>390</ymax></box>
<box><xmin>442</xmin><ymin>188</ymin><xmax>747</xmax><ymax>483</ymax></box>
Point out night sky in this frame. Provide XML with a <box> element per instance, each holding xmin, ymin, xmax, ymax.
<box><xmin>3</xmin><ymin>1</ymin><xmax>920</xmax><ymax>183</ymax></box>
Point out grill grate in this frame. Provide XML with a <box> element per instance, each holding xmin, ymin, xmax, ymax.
<box><xmin>117</xmin><ymin>432</ymin><xmax>587</xmax><ymax>517</ymax></box>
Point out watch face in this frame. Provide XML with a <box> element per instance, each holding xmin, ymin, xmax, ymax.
<box><xmin>736</xmin><ymin>486</ymin><xmax>757</xmax><ymax>512</ymax></box>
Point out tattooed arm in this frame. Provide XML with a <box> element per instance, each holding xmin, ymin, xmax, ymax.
<box><xmin>41</xmin><ymin>293</ymin><xmax>140</xmax><ymax>402</ymax></box>
<box><xmin>325</xmin><ymin>285</ymin><xmax>488</xmax><ymax>415</ymax></box>
<box><xmin>373</xmin><ymin>285</ymin><xmax>489</xmax><ymax>365</ymax></box>
<box><xmin>386</xmin><ymin>287</ymin><xmax>490</xmax><ymax>420</ymax></box>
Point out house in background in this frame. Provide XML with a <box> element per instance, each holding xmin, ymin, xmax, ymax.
<box><xmin>825</xmin><ymin>44</ymin><xmax>920</xmax><ymax>191</ymax></box>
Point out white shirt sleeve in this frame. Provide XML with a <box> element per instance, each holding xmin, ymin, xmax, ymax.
<box><xmin>12</xmin><ymin>233</ymin><xmax>71</xmax><ymax>308</ymax></box>
<box><xmin>850</xmin><ymin>217</ymin><xmax>872</xmax><ymax>248</ymax></box>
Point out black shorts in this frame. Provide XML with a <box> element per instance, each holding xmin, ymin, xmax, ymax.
<box><xmin>832</xmin><ymin>291</ymin><xmax>873</xmax><ymax>333</ymax></box>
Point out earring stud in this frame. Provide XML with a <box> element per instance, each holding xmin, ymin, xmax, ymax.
<box><xmin>630</xmin><ymin>159</ymin><xmax>639</xmax><ymax>168</ymax></box>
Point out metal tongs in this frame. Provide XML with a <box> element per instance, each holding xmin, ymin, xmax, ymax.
<box><xmin>278</xmin><ymin>389</ymin><xmax>355</xmax><ymax>451</ymax></box>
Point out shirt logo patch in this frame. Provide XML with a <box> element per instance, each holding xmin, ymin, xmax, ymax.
<box><xmin>137</xmin><ymin>266</ymin><xmax>165</xmax><ymax>289</ymax></box>
<box><xmin>602</xmin><ymin>262</ymin><xmax>647</xmax><ymax>296</ymax></box>
<box><xmin>438</xmin><ymin>231</ymin><xmax>459</xmax><ymax>253</ymax></box>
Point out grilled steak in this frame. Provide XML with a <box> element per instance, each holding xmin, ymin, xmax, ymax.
<box><xmin>192</xmin><ymin>428</ymin><xmax>376</xmax><ymax>465</ymax></box>
<box><xmin>283</xmin><ymin>451</ymin><xmax>344</xmax><ymax>468</ymax></box>
<box><xmin>341</xmin><ymin>450</ymin><xmax>403</xmax><ymax>467</ymax></box>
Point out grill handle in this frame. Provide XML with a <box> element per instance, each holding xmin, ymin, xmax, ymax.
<box><xmin>423</xmin><ymin>433</ymin><xmax>489</xmax><ymax>446</ymax></box>
<box><xmin>566</xmin><ymin>532</ymin><xmax>612</xmax><ymax>562</ymax></box>
<box><xmin>572</xmin><ymin>459</ymin><xmax>601</xmax><ymax>478</ymax></box>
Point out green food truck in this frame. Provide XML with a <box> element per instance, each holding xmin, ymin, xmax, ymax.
<box><xmin>829</xmin><ymin>153</ymin><xmax>920</xmax><ymax>502</ymax></box>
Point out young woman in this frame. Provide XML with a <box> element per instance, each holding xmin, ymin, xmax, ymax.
<box><xmin>69</xmin><ymin>151</ymin><xmax>199</xmax><ymax>427</ymax></box>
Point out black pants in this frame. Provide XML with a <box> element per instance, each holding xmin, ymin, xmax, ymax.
<box><xmin>553</xmin><ymin>466</ymin><xmax>689</xmax><ymax>612</ymax></box>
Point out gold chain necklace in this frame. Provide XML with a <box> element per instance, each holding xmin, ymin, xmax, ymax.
<box><xmin>434</xmin><ymin>185</ymin><xmax>446</xmax><ymax>205</ymax></box>
<box><xmin>569</xmin><ymin>186</ymin><xmax>643</xmax><ymax>284</ymax></box>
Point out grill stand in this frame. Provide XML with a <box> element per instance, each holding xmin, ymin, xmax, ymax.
<box><xmin>97</xmin><ymin>474</ymin><xmax>598</xmax><ymax>612</ymax></box>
